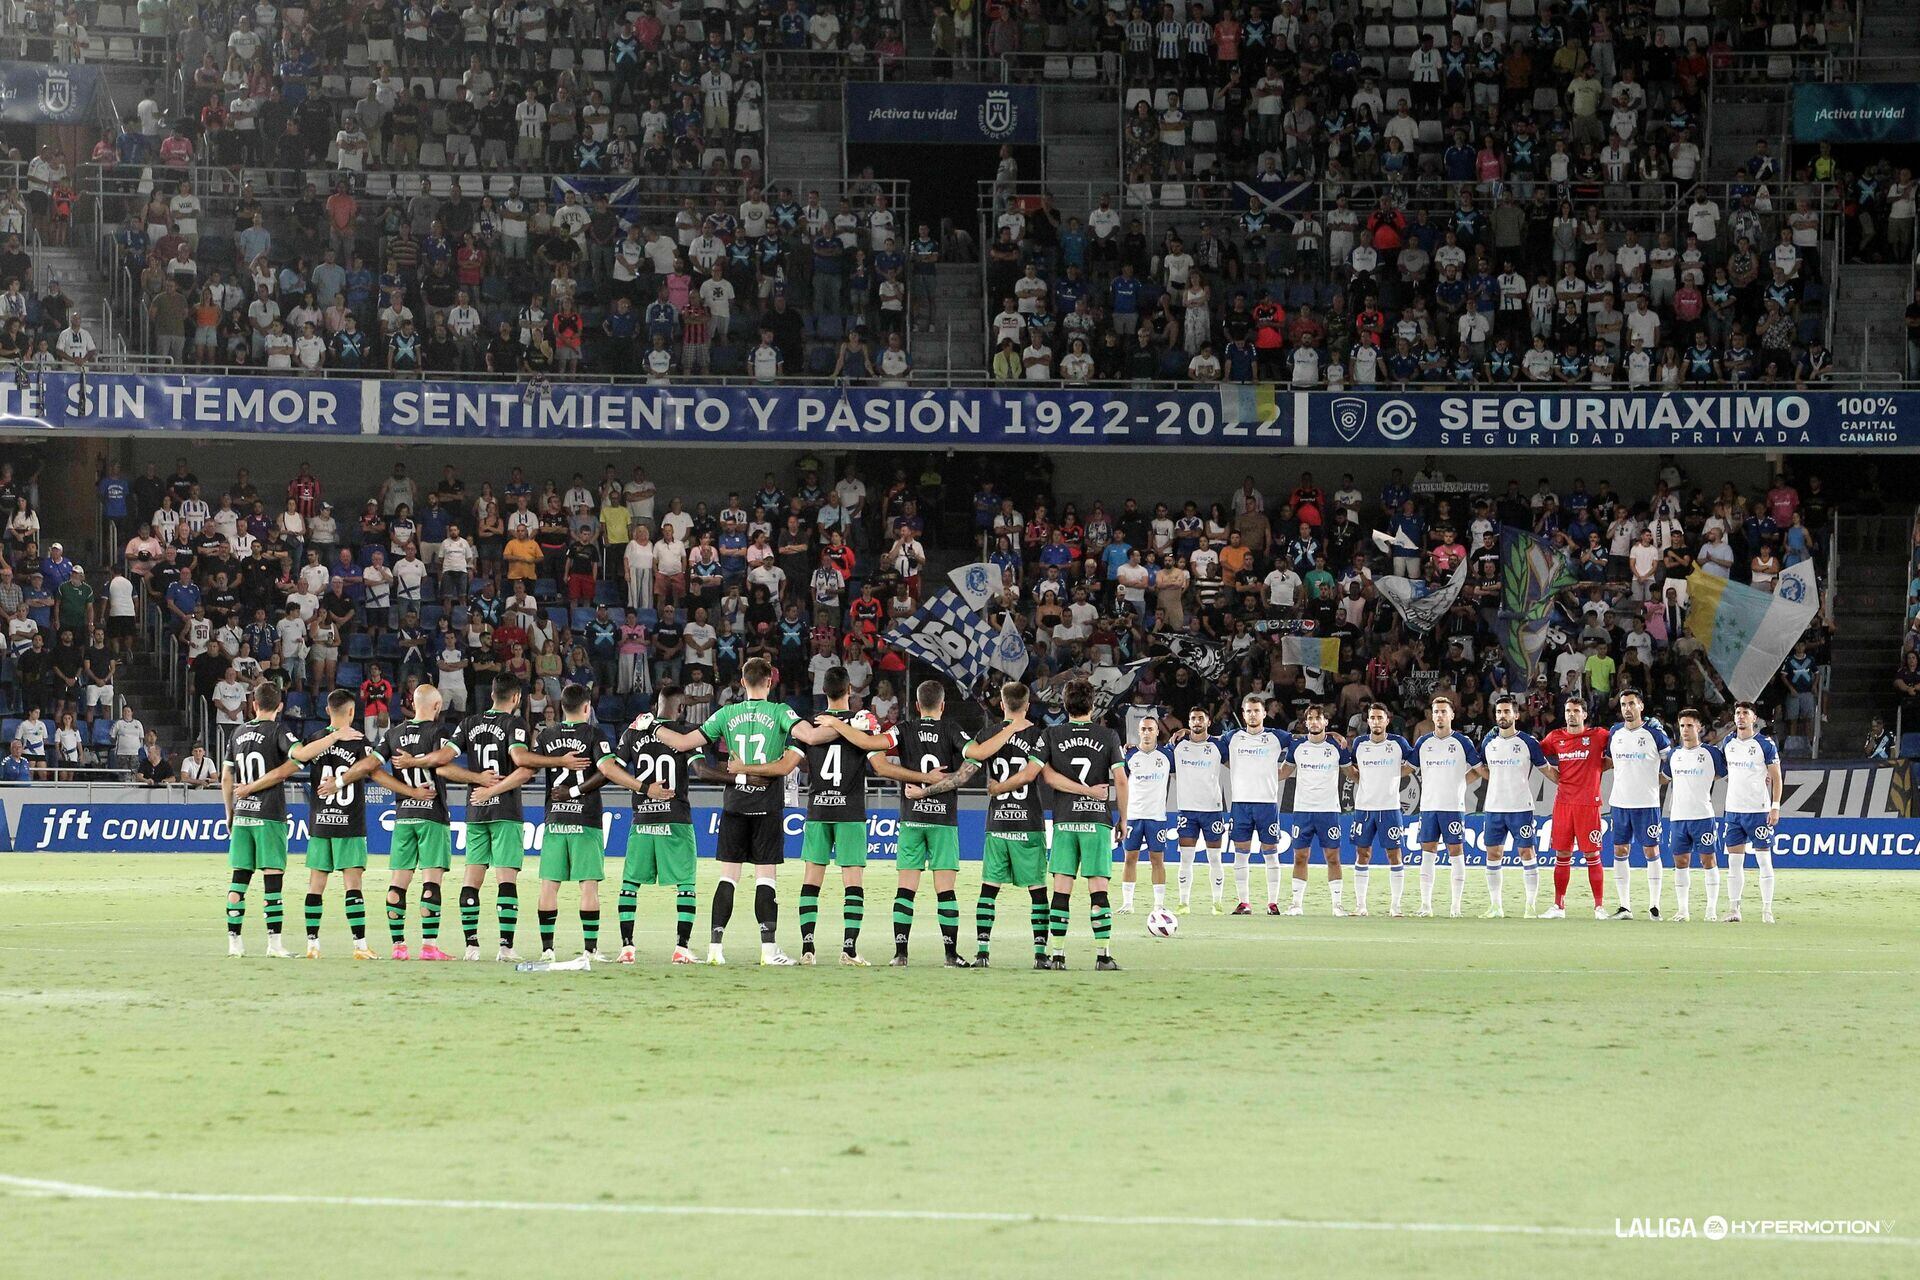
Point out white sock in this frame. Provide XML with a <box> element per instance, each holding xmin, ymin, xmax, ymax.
<box><xmin>1646</xmin><ymin>858</ymin><xmax>1664</xmax><ymax>913</ymax></box>
<box><xmin>760</xmin><ymin>941</ymin><xmax>778</xmax><ymax>960</ymax></box>
<box><xmin>1705</xmin><ymin>867</ymin><xmax>1722</xmax><ymax>914</ymax></box>
<box><xmin>1234</xmin><ymin>854</ymin><xmax>1251</xmax><ymax>904</ymax></box>
<box><xmin>1388</xmin><ymin>864</ymin><xmax>1406</xmax><ymax>912</ymax></box>
<box><xmin>1755</xmin><ymin>847</ymin><xmax>1775</xmax><ymax>911</ymax></box>
<box><xmin>1266</xmin><ymin>856</ymin><xmax>1286</xmax><ymax>905</ymax></box>
<box><xmin>1726</xmin><ymin>851</ymin><xmax>1745</xmax><ymax>912</ymax></box>
<box><xmin>1485</xmin><ymin>860</ymin><xmax>1504</xmax><ymax>906</ymax></box>
<box><xmin>1448</xmin><ymin>852</ymin><xmax>1466</xmax><ymax>914</ymax></box>
<box><xmin>1152</xmin><ymin>882</ymin><xmax>1166</xmax><ymax>909</ymax></box>
<box><xmin>1210</xmin><ymin>843</ymin><xmax>1226</xmax><ymax>899</ymax></box>
<box><xmin>1614</xmin><ymin>857</ymin><xmax>1633</xmax><ymax>910</ymax></box>
<box><xmin>1521</xmin><ymin>855</ymin><xmax>1539</xmax><ymax>912</ymax></box>
<box><xmin>1354</xmin><ymin>865</ymin><xmax>1371</xmax><ymax>910</ymax></box>
<box><xmin>1177</xmin><ymin>844</ymin><xmax>1194</xmax><ymax>897</ymax></box>
<box><xmin>1330</xmin><ymin>878</ymin><xmax>1344</xmax><ymax>909</ymax></box>
<box><xmin>1121</xmin><ymin>880</ymin><xmax>1135</xmax><ymax>910</ymax></box>
<box><xmin>1418</xmin><ymin>848</ymin><xmax>1438</xmax><ymax>910</ymax></box>
<box><xmin>1675</xmin><ymin>866</ymin><xmax>1692</xmax><ymax>911</ymax></box>
<box><xmin>1290</xmin><ymin>875</ymin><xmax>1307</xmax><ymax>909</ymax></box>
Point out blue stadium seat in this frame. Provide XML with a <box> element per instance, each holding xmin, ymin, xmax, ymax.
<box><xmin>347</xmin><ymin>633</ymin><xmax>373</xmax><ymax>659</ymax></box>
<box><xmin>335</xmin><ymin>662</ymin><xmax>363</xmax><ymax>689</ymax></box>
<box><xmin>534</xmin><ymin>578</ymin><xmax>558</xmax><ymax>597</ymax></box>
<box><xmin>91</xmin><ymin>720</ymin><xmax>112</xmax><ymax>747</ymax></box>
<box><xmin>570</xmin><ymin>606</ymin><xmax>595</xmax><ymax>629</ymax></box>
<box><xmin>595</xmin><ymin>695</ymin><xmax>624</xmax><ymax>723</ymax></box>
<box><xmin>285</xmin><ymin>691</ymin><xmax>309</xmax><ymax>718</ymax></box>
<box><xmin>635</xmin><ymin>608</ymin><xmax>658</xmax><ymax>629</ymax></box>
<box><xmin>545</xmin><ymin>607</ymin><xmax>568</xmax><ymax>629</ymax></box>
<box><xmin>594</xmin><ymin>581</ymin><xmax>620</xmax><ymax>605</ymax></box>
<box><xmin>3</xmin><ymin>717</ymin><xmax>21</xmax><ymax>741</ymax></box>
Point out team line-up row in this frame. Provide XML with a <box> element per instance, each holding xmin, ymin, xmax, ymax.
<box><xmin>215</xmin><ymin>660</ymin><xmax>1783</xmax><ymax>971</ymax></box>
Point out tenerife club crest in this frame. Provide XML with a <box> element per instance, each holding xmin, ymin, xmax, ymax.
<box><xmin>39</xmin><ymin>69</ymin><xmax>72</xmax><ymax>117</ymax></box>
<box><xmin>979</xmin><ymin>89</ymin><xmax>1017</xmax><ymax>139</ymax></box>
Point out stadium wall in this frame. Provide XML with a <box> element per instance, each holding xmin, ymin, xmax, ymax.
<box><xmin>1</xmin><ymin>763</ymin><xmax>1911</xmax><ymax>867</ymax></box>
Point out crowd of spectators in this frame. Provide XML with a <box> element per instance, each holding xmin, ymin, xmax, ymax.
<box><xmin>0</xmin><ymin>449</ymin><xmax>1843</xmax><ymax>780</ymax></box>
<box><xmin>979</xmin><ymin>0</ymin><xmax>1880</xmax><ymax>384</ymax></box>
<box><xmin>112</xmin><ymin>173</ymin><xmax>939</xmax><ymax>378</ymax></box>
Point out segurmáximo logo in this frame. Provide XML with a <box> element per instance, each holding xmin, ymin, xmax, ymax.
<box><xmin>979</xmin><ymin>89</ymin><xmax>1017</xmax><ymax>139</ymax></box>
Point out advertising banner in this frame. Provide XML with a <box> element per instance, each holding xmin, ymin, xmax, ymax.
<box><xmin>5</xmin><ymin>375</ymin><xmax>1919</xmax><ymax>452</ymax></box>
<box><xmin>1792</xmin><ymin>82</ymin><xmax>1920</xmax><ymax>143</ymax></box>
<box><xmin>0</xmin><ymin>62</ymin><xmax>100</xmax><ymax>125</ymax></box>
<box><xmin>844</xmin><ymin>82</ymin><xmax>1040</xmax><ymax>146</ymax></box>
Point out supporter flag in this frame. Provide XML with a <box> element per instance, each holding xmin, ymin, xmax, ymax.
<box><xmin>1684</xmin><ymin>560</ymin><xmax>1820</xmax><ymax>704</ymax></box>
<box><xmin>1497</xmin><ymin>527</ymin><xmax>1580</xmax><ymax>682</ymax></box>
<box><xmin>988</xmin><ymin>613</ymin><xmax>1029</xmax><ymax>680</ymax></box>
<box><xmin>1370</xmin><ymin>527</ymin><xmax>1420</xmax><ymax>555</ymax></box>
<box><xmin>1161</xmin><ymin>633</ymin><xmax>1227</xmax><ymax>682</ymax></box>
<box><xmin>886</xmin><ymin>588</ymin><xmax>994</xmax><ymax>688</ymax></box>
<box><xmin>1218</xmin><ymin>382</ymin><xmax>1284</xmax><ymax>435</ymax></box>
<box><xmin>1037</xmin><ymin>658</ymin><xmax>1152</xmax><ymax>720</ymax></box>
<box><xmin>1374</xmin><ymin>559</ymin><xmax>1469</xmax><ymax>635</ymax></box>
<box><xmin>947</xmin><ymin>561</ymin><xmax>1005</xmax><ymax>614</ymax></box>
<box><xmin>1280</xmin><ymin>636</ymin><xmax>1342</xmax><ymax>693</ymax></box>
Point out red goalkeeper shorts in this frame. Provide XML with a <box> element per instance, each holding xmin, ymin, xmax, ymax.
<box><xmin>1550</xmin><ymin>804</ymin><xmax>1603</xmax><ymax>855</ymax></box>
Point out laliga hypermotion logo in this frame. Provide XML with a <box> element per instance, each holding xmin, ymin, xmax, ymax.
<box><xmin>979</xmin><ymin>89</ymin><xmax>1016</xmax><ymax>138</ymax></box>
<box><xmin>1330</xmin><ymin>396</ymin><xmax>1418</xmax><ymax>443</ymax></box>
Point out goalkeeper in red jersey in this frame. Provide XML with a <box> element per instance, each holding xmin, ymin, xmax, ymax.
<box><xmin>1539</xmin><ymin>697</ymin><xmax>1612</xmax><ymax>920</ymax></box>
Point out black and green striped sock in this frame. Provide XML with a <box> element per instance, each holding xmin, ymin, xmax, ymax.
<box><xmin>262</xmin><ymin>873</ymin><xmax>284</xmax><ymax>937</ymax></box>
<box><xmin>618</xmin><ymin>885</ymin><xmax>639</xmax><ymax>947</ymax></box>
<box><xmin>1029</xmin><ymin>888</ymin><xmax>1049</xmax><ymax>958</ymax></box>
<box><xmin>344</xmin><ymin>889</ymin><xmax>366</xmax><ymax>941</ymax></box>
<box><xmin>1090</xmin><ymin>889</ymin><xmax>1112</xmax><ymax>954</ymax></box>
<box><xmin>798</xmin><ymin>882</ymin><xmax>820</xmax><ymax>953</ymax></box>
<box><xmin>842</xmin><ymin>884</ymin><xmax>863</xmax><ymax>953</ymax></box>
<box><xmin>675</xmin><ymin>886</ymin><xmax>696</xmax><ymax>948</ymax></box>
<box><xmin>538</xmin><ymin>908</ymin><xmax>558</xmax><ymax>952</ymax></box>
<box><xmin>419</xmin><ymin>882</ymin><xmax>442</xmax><ymax>940</ymax></box>
<box><xmin>459</xmin><ymin>885</ymin><xmax>481</xmax><ymax>946</ymax></box>
<box><xmin>304</xmin><ymin>892</ymin><xmax>323</xmax><ymax>940</ymax></box>
<box><xmin>975</xmin><ymin>883</ymin><xmax>1000</xmax><ymax>955</ymax></box>
<box><xmin>226</xmin><ymin>870</ymin><xmax>250</xmax><ymax>935</ymax></box>
<box><xmin>386</xmin><ymin>886</ymin><xmax>407</xmax><ymax>943</ymax></box>
<box><xmin>497</xmin><ymin>882</ymin><xmax>517</xmax><ymax>947</ymax></box>
<box><xmin>1049</xmin><ymin>889</ymin><xmax>1071</xmax><ymax>951</ymax></box>
<box><xmin>581</xmin><ymin>909</ymin><xmax>600</xmax><ymax>952</ymax></box>
<box><xmin>936</xmin><ymin>889</ymin><xmax>959</xmax><ymax>953</ymax></box>
<box><xmin>891</xmin><ymin>887</ymin><xmax>915</xmax><ymax>955</ymax></box>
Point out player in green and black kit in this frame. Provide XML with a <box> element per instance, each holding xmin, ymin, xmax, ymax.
<box><xmin>1031</xmin><ymin>680</ymin><xmax>1130</xmax><ymax>971</ymax></box>
<box><xmin>374</xmin><ymin>685</ymin><xmax>500</xmax><ymax>961</ymax></box>
<box><xmin>646</xmin><ymin>655</ymin><xmax>853</xmax><ymax>966</ymax></box>
<box><xmin>793</xmin><ymin>667</ymin><xmax>896</xmax><ymax>965</ymax></box>
<box><xmin>962</xmin><ymin>681</ymin><xmax>1052</xmax><ymax>968</ymax></box>
<box><xmin>597</xmin><ymin>685</ymin><xmax>702</xmax><ymax>964</ymax></box>
<box><xmin>451</xmin><ymin>675</ymin><xmax>591</xmax><ymax>961</ymax></box>
<box><xmin>303</xmin><ymin>688</ymin><xmax>428</xmax><ymax>959</ymax></box>
<box><xmin>527</xmin><ymin>684</ymin><xmax>613</xmax><ymax>960</ymax></box>
<box><xmin>878</xmin><ymin>680</ymin><xmax>982</xmax><ymax>967</ymax></box>
<box><xmin>222</xmin><ymin>681</ymin><xmax>366</xmax><ymax>957</ymax></box>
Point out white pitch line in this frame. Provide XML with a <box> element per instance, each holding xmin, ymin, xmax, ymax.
<box><xmin>1</xmin><ymin>1175</ymin><xmax>1915</xmax><ymax>1247</ymax></box>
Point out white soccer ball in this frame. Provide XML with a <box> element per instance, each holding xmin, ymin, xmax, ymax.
<box><xmin>1145</xmin><ymin>909</ymin><xmax>1179</xmax><ymax>938</ymax></box>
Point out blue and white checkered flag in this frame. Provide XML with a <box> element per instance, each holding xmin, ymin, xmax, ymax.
<box><xmin>885</xmin><ymin>588</ymin><xmax>994</xmax><ymax>687</ymax></box>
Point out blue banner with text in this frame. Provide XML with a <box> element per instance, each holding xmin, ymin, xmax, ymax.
<box><xmin>844</xmin><ymin>82</ymin><xmax>1040</xmax><ymax>146</ymax></box>
<box><xmin>4</xmin><ymin>375</ymin><xmax>1916</xmax><ymax>451</ymax></box>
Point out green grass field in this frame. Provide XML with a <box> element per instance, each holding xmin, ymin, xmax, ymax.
<box><xmin>3</xmin><ymin>856</ymin><xmax>1917</xmax><ymax>1279</ymax></box>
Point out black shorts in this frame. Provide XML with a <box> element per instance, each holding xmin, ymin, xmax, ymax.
<box><xmin>716</xmin><ymin>810</ymin><xmax>785</xmax><ymax>865</ymax></box>
<box><xmin>108</xmin><ymin>616</ymin><xmax>136</xmax><ymax>639</ymax></box>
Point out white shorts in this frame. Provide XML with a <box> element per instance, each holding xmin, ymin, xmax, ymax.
<box><xmin>84</xmin><ymin>683</ymin><xmax>115</xmax><ymax>708</ymax></box>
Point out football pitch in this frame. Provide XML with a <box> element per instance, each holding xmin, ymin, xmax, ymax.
<box><xmin>3</xmin><ymin>857</ymin><xmax>1916</xmax><ymax>1280</ymax></box>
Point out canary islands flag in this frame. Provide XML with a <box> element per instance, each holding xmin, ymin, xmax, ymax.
<box><xmin>1684</xmin><ymin>560</ymin><xmax>1819</xmax><ymax>704</ymax></box>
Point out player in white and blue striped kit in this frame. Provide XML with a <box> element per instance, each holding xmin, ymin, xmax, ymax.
<box><xmin>1480</xmin><ymin>694</ymin><xmax>1546</xmax><ymax>918</ymax></box>
<box><xmin>1221</xmin><ymin>693</ymin><xmax>1291</xmax><ymax>915</ymax></box>
<box><xmin>1280</xmin><ymin>704</ymin><xmax>1347</xmax><ymax>916</ymax></box>
<box><xmin>1119</xmin><ymin>717</ymin><xmax>1176</xmax><ymax>915</ymax></box>
<box><xmin>1607</xmin><ymin>690</ymin><xmax>1671</xmax><ymax>919</ymax></box>
<box><xmin>1662</xmin><ymin>707</ymin><xmax>1725</xmax><ymax>922</ymax></box>
<box><xmin>1172</xmin><ymin>708</ymin><xmax>1229</xmax><ymax>914</ymax></box>
<box><xmin>1720</xmin><ymin>702</ymin><xmax>1783</xmax><ymax>924</ymax></box>
<box><xmin>1343</xmin><ymin>702</ymin><xmax>1414</xmax><ymax>916</ymax></box>
<box><xmin>1414</xmin><ymin>696</ymin><xmax>1485</xmax><ymax>917</ymax></box>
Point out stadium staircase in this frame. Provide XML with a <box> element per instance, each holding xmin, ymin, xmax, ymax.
<box><xmin>117</xmin><ymin>651</ymin><xmax>200</xmax><ymax>759</ymax></box>
<box><xmin>1825</xmin><ymin>515</ymin><xmax>1910</xmax><ymax>753</ymax></box>
<box><xmin>30</xmin><ymin>246</ymin><xmax>114</xmax><ymax>353</ymax></box>
<box><xmin>1830</xmin><ymin>264</ymin><xmax>1911</xmax><ymax>379</ymax></box>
